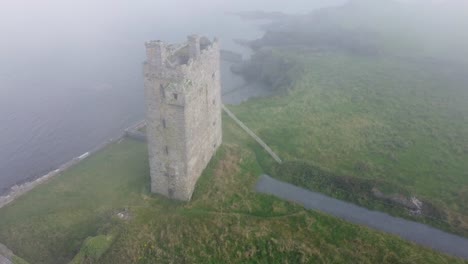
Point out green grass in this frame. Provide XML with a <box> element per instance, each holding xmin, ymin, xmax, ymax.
<box><xmin>0</xmin><ymin>139</ymin><xmax>149</xmax><ymax>264</ymax></box>
<box><xmin>229</xmin><ymin>51</ymin><xmax>468</xmax><ymax>235</ymax></box>
<box><xmin>0</xmin><ymin>119</ymin><xmax>466</xmax><ymax>263</ymax></box>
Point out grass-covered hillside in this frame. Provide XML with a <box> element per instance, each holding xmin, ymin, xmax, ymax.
<box><xmin>231</xmin><ymin>0</ymin><xmax>468</xmax><ymax>238</ymax></box>
<box><xmin>230</xmin><ymin>49</ymin><xmax>468</xmax><ymax>236</ymax></box>
<box><xmin>0</xmin><ymin>119</ymin><xmax>465</xmax><ymax>263</ymax></box>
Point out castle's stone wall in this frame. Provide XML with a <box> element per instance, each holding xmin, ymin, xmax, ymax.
<box><xmin>143</xmin><ymin>35</ymin><xmax>222</xmax><ymax>201</ymax></box>
<box><xmin>184</xmin><ymin>42</ymin><xmax>222</xmax><ymax>194</ymax></box>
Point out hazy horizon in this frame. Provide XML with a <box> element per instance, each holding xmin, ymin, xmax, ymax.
<box><xmin>0</xmin><ymin>0</ymin><xmax>347</xmax><ymax>192</ymax></box>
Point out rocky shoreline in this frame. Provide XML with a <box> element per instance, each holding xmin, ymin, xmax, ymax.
<box><xmin>0</xmin><ymin>121</ymin><xmax>146</xmax><ymax>210</ymax></box>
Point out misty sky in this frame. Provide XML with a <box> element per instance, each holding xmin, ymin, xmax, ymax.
<box><xmin>0</xmin><ymin>0</ymin><xmax>349</xmax><ymax>79</ymax></box>
<box><xmin>1</xmin><ymin>0</ymin><xmax>466</xmax><ymax>83</ymax></box>
<box><xmin>0</xmin><ymin>0</ymin><xmax>345</xmax><ymax>48</ymax></box>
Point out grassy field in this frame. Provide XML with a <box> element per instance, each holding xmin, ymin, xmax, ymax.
<box><xmin>0</xmin><ymin>138</ymin><xmax>150</xmax><ymax>263</ymax></box>
<box><xmin>229</xmin><ymin>51</ymin><xmax>468</xmax><ymax>235</ymax></box>
<box><xmin>0</xmin><ymin>117</ymin><xmax>466</xmax><ymax>263</ymax></box>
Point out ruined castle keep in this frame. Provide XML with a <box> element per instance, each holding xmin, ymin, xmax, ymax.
<box><xmin>143</xmin><ymin>35</ymin><xmax>222</xmax><ymax>201</ymax></box>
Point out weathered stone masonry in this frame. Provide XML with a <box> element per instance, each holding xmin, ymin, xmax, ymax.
<box><xmin>143</xmin><ymin>35</ymin><xmax>222</xmax><ymax>201</ymax></box>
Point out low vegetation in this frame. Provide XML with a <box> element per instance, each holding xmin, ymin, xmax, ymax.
<box><xmin>0</xmin><ymin>119</ymin><xmax>465</xmax><ymax>263</ymax></box>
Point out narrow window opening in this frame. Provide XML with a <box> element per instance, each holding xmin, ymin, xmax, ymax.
<box><xmin>213</xmin><ymin>121</ymin><xmax>216</xmax><ymax>126</ymax></box>
<box><xmin>165</xmin><ymin>146</ymin><xmax>169</xmax><ymax>155</ymax></box>
<box><xmin>173</xmin><ymin>93</ymin><xmax>178</xmax><ymax>100</ymax></box>
<box><xmin>168</xmin><ymin>188</ymin><xmax>174</xmax><ymax>198</ymax></box>
<box><xmin>212</xmin><ymin>72</ymin><xmax>216</xmax><ymax>79</ymax></box>
<box><xmin>160</xmin><ymin>84</ymin><xmax>165</xmax><ymax>99</ymax></box>
<box><xmin>162</xmin><ymin>118</ymin><xmax>166</xmax><ymax>128</ymax></box>
<box><xmin>212</xmin><ymin>99</ymin><xmax>216</xmax><ymax>105</ymax></box>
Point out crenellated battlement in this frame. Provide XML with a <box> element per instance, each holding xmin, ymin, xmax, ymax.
<box><xmin>144</xmin><ymin>35</ymin><xmax>219</xmax><ymax>70</ymax></box>
<box><xmin>145</xmin><ymin>40</ymin><xmax>166</xmax><ymax>67</ymax></box>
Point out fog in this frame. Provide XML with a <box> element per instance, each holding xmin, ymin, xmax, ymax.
<box><xmin>0</xmin><ymin>0</ymin><xmax>345</xmax><ymax>57</ymax></box>
<box><xmin>2</xmin><ymin>1</ymin><xmax>468</xmax><ymax>262</ymax></box>
<box><xmin>0</xmin><ymin>0</ymin><xmax>467</xmax><ymax>192</ymax></box>
<box><xmin>2</xmin><ymin>0</ymin><xmax>464</xmax><ymax>81</ymax></box>
<box><xmin>0</xmin><ymin>0</ymin><xmax>346</xmax><ymax>192</ymax></box>
<box><xmin>0</xmin><ymin>0</ymin><xmax>349</xmax><ymax>83</ymax></box>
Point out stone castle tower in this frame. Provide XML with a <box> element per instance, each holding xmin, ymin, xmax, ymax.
<box><xmin>143</xmin><ymin>35</ymin><xmax>222</xmax><ymax>201</ymax></box>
